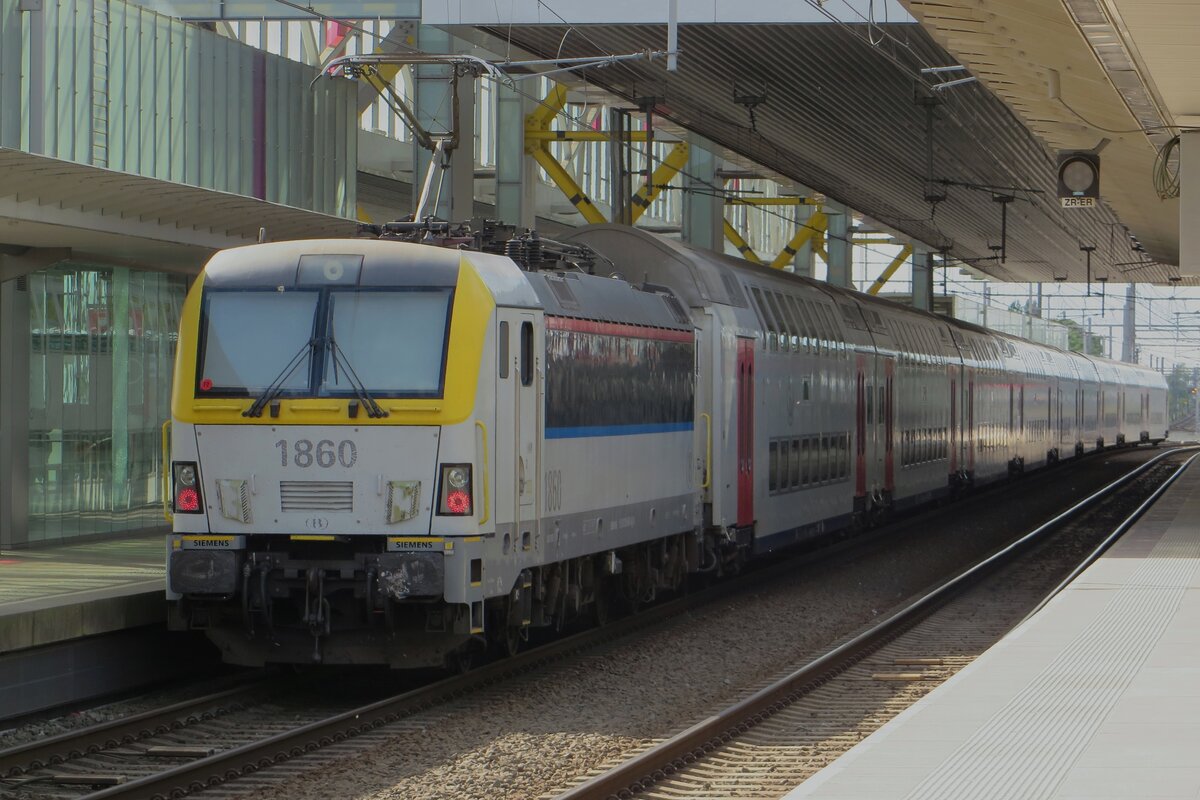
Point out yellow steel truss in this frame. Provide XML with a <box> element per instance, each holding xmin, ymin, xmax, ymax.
<box><xmin>769</xmin><ymin>210</ymin><xmax>828</xmax><ymax>269</ymax></box>
<box><xmin>722</xmin><ymin>220</ymin><xmax>763</xmax><ymax>264</ymax></box>
<box><xmin>525</xmin><ymin>85</ymin><xmax>688</xmax><ymax>225</ymax></box>
<box><xmin>866</xmin><ymin>244</ymin><xmax>914</xmax><ymax>295</ymax></box>
<box><xmin>722</xmin><ymin>194</ymin><xmax>828</xmax><ymax>269</ymax></box>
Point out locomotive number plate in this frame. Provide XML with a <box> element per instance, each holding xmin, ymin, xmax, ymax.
<box><xmin>274</xmin><ymin>438</ymin><xmax>359</xmax><ymax>469</ymax></box>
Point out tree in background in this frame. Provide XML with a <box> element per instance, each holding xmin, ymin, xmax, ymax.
<box><xmin>1055</xmin><ymin>317</ymin><xmax>1104</xmax><ymax>356</ymax></box>
<box><xmin>1166</xmin><ymin>365</ymin><xmax>1199</xmax><ymax>426</ymax></box>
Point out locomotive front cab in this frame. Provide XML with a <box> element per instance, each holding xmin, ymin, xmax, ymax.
<box><xmin>166</xmin><ymin>240</ymin><xmax>498</xmax><ymax>667</ymax></box>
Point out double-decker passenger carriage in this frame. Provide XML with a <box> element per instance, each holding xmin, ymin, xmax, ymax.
<box><xmin>165</xmin><ymin>222</ymin><xmax>1168</xmax><ymax>668</ymax></box>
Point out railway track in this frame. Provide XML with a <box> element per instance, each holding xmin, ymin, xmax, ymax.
<box><xmin>0</xmin><ymin>447</ymin><xmax>1181</xmax><ymax>800</ymax></box>
<box><xmin>0</xmin><ymin>525</ymin><xmax>873</xmax><ymax>800</ymax></box>
<box><xmin>553</xmin><ymin>447</ymin><xmax>1198</xmax><ymax>800</ymax></box>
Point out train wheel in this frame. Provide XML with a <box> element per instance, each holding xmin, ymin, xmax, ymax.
<box><xmin>592</xmin><ymin>579</ymin><xmax>615</xmax><ymax>627</ymax></box>
<box><xmin>488</xmin><ymin>593</ymin><xmax>523</xmax><ymax>659</ymax></box>
<box><xmin>444</xmin><ymin>647</ymin><xmax>474</xmax><ymax>674</ymax></box>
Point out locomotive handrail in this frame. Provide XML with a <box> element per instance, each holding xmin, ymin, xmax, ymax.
<box><xmin>700</xmin><ymin>413</ymin><xmax>712</xmax><ymax>489</ymax></box>
<box><xmin>475</xmin><ymin>420</ymin><xmax>491</xmax><ymax>526</ymax></box>
<box><xmin>161</xmin><ymin>420</ymin><xmax>173</xmax><ymax>523</ymax></box>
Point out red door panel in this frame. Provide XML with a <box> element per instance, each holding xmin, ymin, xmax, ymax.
<box><xmin>736</xmin><ymin>339</ymin><xmax>755</xmax><ymax>528</ymax></box>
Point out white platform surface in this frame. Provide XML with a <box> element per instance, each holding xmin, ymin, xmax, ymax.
<box><xmin>786</xmin><ymin>461</ymin><xmax>1200</xmax><ymax>800</ymax></box>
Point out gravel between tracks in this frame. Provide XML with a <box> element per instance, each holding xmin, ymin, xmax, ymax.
<box><xmin>218</xmin><ymin>451</ymin><xmax>1157</xmax><ymax>800</ymax></box>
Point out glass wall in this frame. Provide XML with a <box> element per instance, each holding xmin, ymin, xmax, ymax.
<box><xmin>27</xmin><ymin>264</ymin><xmax>187</xmax><ymax>544</ymax></box>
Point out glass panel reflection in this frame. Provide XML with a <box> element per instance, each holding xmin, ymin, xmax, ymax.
<box><xmin>28</xmin><ymin>265</ymin><xmax>186</xmax><ymax>543</ymax></box>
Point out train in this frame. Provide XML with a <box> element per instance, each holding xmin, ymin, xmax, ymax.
<box><xmin>164</xmin><ymin>222</ymin><xmax>1168</xmax><ymax>668</ymax></box>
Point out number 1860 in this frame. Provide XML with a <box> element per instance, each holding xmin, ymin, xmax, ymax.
<box><xmin>274</xmin><ymin>439</ymin><xmax>358</xmax><ymax>469</ymax></box>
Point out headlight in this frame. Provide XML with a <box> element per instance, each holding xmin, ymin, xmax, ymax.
<box><xmin>178</xmin><ymin>465</ymin><xmax>197</xmax><ymax>487</ymax></box>
<box><xmin>446</xmin><ymin>467</ymin><xmax>469</xmax><ymax>489</ymax></box>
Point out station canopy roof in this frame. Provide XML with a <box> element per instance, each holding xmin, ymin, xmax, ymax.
<box><xmin>0</xmin><ymin>148</ymin><xmax>358</xmax><ymax>279</ymax></box>
<box><xmin>463</xmin><ymin>19</ymin><xmax>1183</xmax><ymax>284</ymax></box>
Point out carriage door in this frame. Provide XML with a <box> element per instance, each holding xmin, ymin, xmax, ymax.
<box><xmin>516</xmin><ymin>317</ymin><xmax>538</xmax><ymax>525</ymax></box>
<box><xmin>883</xmin><ymin>358</ymin><xmax>895</xmax><ymax>496</ymax></box>
<box><xmin>736</xmin><ymin>338</ymin><xmax>755</xmax><ymax>528</ymax></box>
<box><xmin>855</xmin><ymin>354</ymin><xmax>867</xmax><ymax>500</ymax></box>
<box><xmin>949</xmin><ymin>365</ymin><xmax>958</xmax><ymax>477</ymax></box>
<box><xmin>966</xmin><ymin>370</ymin><xmax>975</xmax><ymax>475</ymax></box>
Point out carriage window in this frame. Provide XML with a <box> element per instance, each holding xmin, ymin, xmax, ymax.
<box><xmin>766</xmin><ymin>292</ymin><xmax>790</xmax><ymax>350</ymax></box>
<box><xmin>751</xmin><ymin>287</ymin><xmax>779</xmax><ymax>351</ymax></box>
<box><xmin>769</xmin><ymin>441</ymin><xmax>779</xmax><ymax>491</ymax></box>
<box><xmin>499</xmin><ymin>321</ymin><xmax>510</xmax><ymax>378</ymax></box>
<box><xmin>801</xmin><ymin>438</ymin><xmax>811</xmax><ymax>485</ymax></box>
<box><xmin>520</xmin><ymin>321</ymin><xmax>533</xmax><ymax>386</ymax></box>
<box><xmin>779</xmin><ymin>440</ymin><xmax>791</xmax><ymax>489</ymax></box>
<box><xmin>790</xmin><ymin>439</ymin><xmax>801</xmax><ymax>487</ymax></box>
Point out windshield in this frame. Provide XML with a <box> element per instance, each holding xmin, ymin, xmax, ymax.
<box><xmin>199</xmin><ymin>290</ymin><xmax>318</xmax><ymax>395</ymax></box>
<box><xmin>196</xmin><ymin>287</ymin><xmax>453</xmax><ymax>398</ymax></box>
<box><xmin>322</xmin><ymin>289</ymin><xmax>452</xmax><ymax>396</ymax></box>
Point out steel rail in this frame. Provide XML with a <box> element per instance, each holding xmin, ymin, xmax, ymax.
<box><xmin>76</xmin><ymin>563</ymin><xmax>780</xmax><ymax>800</ymax></box>
<box><xmin>0</xmin><ymin>680</ymin><xmax>271</xmax><ymax>779</ymax></box>
<box><xmin>554</xmin><ymin>446</ymin><xmax>1196</xmax><ymax>800</ymax></box>
<box><xmin>2</xmin><ymin>446</ymin><xmax>1172</xmax><ymax>799</ymax></box>
<box><xmin>1021</xmin><ymin>449</ymin><xmax>1200</xmax><ymax>622</ymax></box>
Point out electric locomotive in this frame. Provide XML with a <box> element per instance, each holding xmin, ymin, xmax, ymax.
<box><xmin>165</xmin><ymin>222</ymin><xmax>1168</xmax><ymax>668</ymax></box>
<box><xmin>165</xmin><ymin>225</ymin><xmax>698</xmax><ymax>667</ymax></box>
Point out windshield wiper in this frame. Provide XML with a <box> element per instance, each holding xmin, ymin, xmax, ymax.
<box><xmin>327</xmin><ymin>335</ymin><xmax>388</xmax><ymax>418</ymax></box>
<box><xmin>243</xmin><ymin>337</ymin><xmax>317</xmax><ymax>418</ymax></box>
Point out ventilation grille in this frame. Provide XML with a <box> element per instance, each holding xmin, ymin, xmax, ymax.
<box><xmin>545</xmin><ymin>275</ymin><xmax>580</xmax><ymax>309</ymax></box>
<box><xmin>280</xmin><ymin>481</ymin><xmax>353</xmax><ymax>512</ymax></box>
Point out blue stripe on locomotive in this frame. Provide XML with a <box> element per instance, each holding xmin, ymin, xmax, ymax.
<box><xmin>545</xmin><ymin>421</ymin><xmax>695</xmax><ymax>439</ymax></box>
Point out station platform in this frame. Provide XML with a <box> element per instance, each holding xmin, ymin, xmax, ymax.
<box><xmin>0</xmin><ymin>531</ymin><xmax>166</xmax><ymax>654</ymax></box>
<box><xmin>787</xmin><ymin>459</ymin><xmax>1200</xmax><ymax>800</ymax></box>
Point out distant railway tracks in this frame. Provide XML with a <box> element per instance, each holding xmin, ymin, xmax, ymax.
<box><xmin>1</xmin><ymin>447</ymin><xmax>1187</xmax><ymax>800</ymax></box>
<box><xmin>554</xmin><ymin>447</ymin><xmax>1198</xmax><ymax>800</ymax></box>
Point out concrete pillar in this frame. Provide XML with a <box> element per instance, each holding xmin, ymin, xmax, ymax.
<box><xmin>111</xmin><ymin>268</ymin><xmax>130</xmax><ymax>510</ymax></box>
<box><xmin>911</xmin><ymin>246</ymin><xmax>934</xmax><ymax>311</ymax></box>
<box><xmin>682</xmin><ymin>138</ymin><xmax>722</xmax><ymax>253</ymax></box>
<box><xmin>494</xmin><ymin>82</ymin><xmax>536</xmax><ymax>229</ymax></box>
<box><xmin>0</xmin><ymin>277</ymin><xmax>30</xmax><ymax>548</ymax></box>
<box><xmin>825</xmin><ymin>201</ymin><xmax>852</xmax><ymax>288</ymax></box>
<box><xmin>412</xmin><ymin>26</ymin><xmax>474</xmax><ymax>221</ymax></box>
<box><xmin>25</xmin><ymin>2</ymin><xmax>44</xmax><ymax>155</ymax></box>
<box><xmin>1122</xmin><ymin>283</ymin><xmax>1137</xmax><ymax>363</ymax></box>
<box><xmin>1181</xmin><ymin>130</ymin><xmax>1200</xmax><ymax>275</ymax></box>
<box><xmin>791</xmin><ymin>202</ymin><xmax>816</xmax><ymax>278</ymax></box>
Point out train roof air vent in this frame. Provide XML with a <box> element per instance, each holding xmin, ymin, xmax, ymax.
<box><xmin>544</xmin><ymin>275</ymin><xmax>581</xmax><ymax>310</ymax></box>
<box><xmin>659</xmin><ymin>293</ymin><xmax>691</xmax><ymax>326</ymax></box>
<box><xmin>719</xmin><ymin>271</ymin><xmax>748</xmax><ymax>307</ymax></box>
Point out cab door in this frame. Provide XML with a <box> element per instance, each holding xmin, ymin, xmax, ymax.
<box><xmin>495</xmin><ymin>313</ymin><xmax>539</xmax><ymax>535</ymax></box>
<box><xmin>516</xmin><ymin>315</ymin><xmax>539</xmax><ymax>531</ymax></box>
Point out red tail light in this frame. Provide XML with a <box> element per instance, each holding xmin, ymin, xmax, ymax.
<box><xmin>176</xmin><ymin>487</ymin><xmax>201</xmax><ymax>512</ymax></box>
<box><xmin>445</xmin><ymin>490</ymin><xmax>471</xmax><ymax>515</ymax></box>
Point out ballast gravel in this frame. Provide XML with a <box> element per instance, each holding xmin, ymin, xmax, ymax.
<box><xmin>234</xmin><ymin>452</ymin><xmax>1152</xmax><ymax>800</ymax></box>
